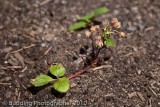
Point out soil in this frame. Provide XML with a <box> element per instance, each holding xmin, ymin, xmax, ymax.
<box><xmin>0</xmin><ymin>0</ymin><xmax>160</xmax><ymax>107</ymax></box>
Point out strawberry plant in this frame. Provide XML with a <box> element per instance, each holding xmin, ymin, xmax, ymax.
<box><xmin>30</xmin><ymin>18</ymin><xmax>125</xmax><ymax>93</ymax></box>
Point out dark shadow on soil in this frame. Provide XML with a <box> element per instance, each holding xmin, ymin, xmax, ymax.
<box><xmin>27</xmin><ymin>84</ymin><xmax>51</xmax><ymax>95</ymax></box>
<box><xmin>47</xmin><ymin>71</ymin><xmax>58</xmax><ymax>79</ymax></box>
<box><xmin>28</xmin><ymin>84</ymin><xmax>66</xmax><ymax>98</ymax></box>
<box><xmin>51</xmin><ymin>88</ymin><xmax>66</xmax><ymax>98</ymax></box>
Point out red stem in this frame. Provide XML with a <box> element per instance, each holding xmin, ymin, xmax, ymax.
<box><xmin>69</xmin><ymin>65</ymin><xmax>91</xmax><ymax>79</ymax></box>
<box><xmin>68</xmin><ymin>48</ymin><xmax>101</xmax><ymax>79</ymax></box>
<box><xmin>95</xmin><ymin>48</ymin><xmax>101</xmax><ymax>60</ymax></box>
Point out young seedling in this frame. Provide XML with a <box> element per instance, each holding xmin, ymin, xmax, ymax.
<box><xmin>30</xmin><ymin>18</ymin><xmax>125</xmax><ymax>93</ymax></box>
<box><xmin>69</xmin><ymin>7</ymin><xmax>108</xmax><ymax>31</ymax></box>
<box><xmin>30</xmin><ymin>64</ymin><xmax>70</xmax><ymax>93</ymax></box>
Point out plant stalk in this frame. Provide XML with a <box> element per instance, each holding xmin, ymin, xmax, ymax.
<box><xmin>68</xmin><ymin>65</ymin><xmax>91</xmax><ymax>79</ymax></box>
<box><xmin>68</xmin><ymin>48</ymin><xmax>101</xmax><ymax>79</ymax></box>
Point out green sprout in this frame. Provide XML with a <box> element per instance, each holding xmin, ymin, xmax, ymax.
<box><xmin>69</xmin><ymin>7</ymin><xmax>108</xmax><ymax>31</ymax></box>
<box><xmin>30</xmin><ymin>64</ymin><xmax>69</xmax><ymax>93</ymax></box>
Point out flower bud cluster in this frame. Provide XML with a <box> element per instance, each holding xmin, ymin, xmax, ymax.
<box><xmin>95</xmin><ymin>36</ymin><xmax>103</xmax><ymax>47</ymax></box>
<box><xmin>85</xmin><ymin>18</ymin><xmax>126</xmax><ymax>48</ymax></box>
<box><xmin>111</xmin><ymin>18</ymin><xmax>121</xmax><ymax>28</ymax></box>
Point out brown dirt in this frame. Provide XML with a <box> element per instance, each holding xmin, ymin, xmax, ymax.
<box><xmin>0</xmin><ymin>0</ymin><xmax>160</xmax><ymax>107</ymax></box>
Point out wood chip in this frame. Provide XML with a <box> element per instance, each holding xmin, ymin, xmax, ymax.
<box><xmin>40</xmin><ymin>0</ymin><xmax>52</xmax><ymax>5</ymax></box>
<box><xmin>128</xmin><ymin>92</ymin><xmax>145</xmax><ymax>101</ymax></box>
<box><xmin>10</xmin><ymin>54</ymin><xmax>19</xmax><ymax>64</ymax></box>
<box><xmin>128</xmin><ymin>92</ymin><xmax>137</xmax><ymax>98</ymax></box>
<box><xmin>145</xmin><ymin>26</ymin><xmax>154</xmax><ymax>32</ymax></box>
<box><xmin>45</xmin><ymin>34</ymin><xmax>55</xmax><ymax>41</ymax></box>
<box><xmin>3</xmin><ymin>47</ymin><xmax>13</xmax><ymax>53</ymax></box>
<box><xmin>14</xmin><ymin>53</ymin><xmax>25</xmax><ymax>67</ymax></box>
<box><xmin>71</xmin><ymin>82</ymin><xmax>77</xmax><ymax>88</ymax></box>
<box><xmin>21</xmin><ymin>66</ymin><xmax>27</xmax><ymax>72</ymax></box>
<box><xmin>7</xmin><ymin>66</ymin><xmax>22</xmax><ymax>69</ymax></box>
<box><xmin>8</xmin><ymin>59</ymin><xmax>18</xmax><ymax>66</ymax></box>
<box><xmin>11</xmin><ymin>44</ymin><xmax>36</xmax><ymax>54</ymax></box>
<box><xmin>136</xmin><ymin>92</ymin><xmax>145</xmax><ymax>101</ymax></box>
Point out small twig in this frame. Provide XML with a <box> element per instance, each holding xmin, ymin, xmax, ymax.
<box><xmin>149</xmin><ymin>86</ymin><xmax>157</xmax><ymax>97</ymax></box>
<box><xmin>11</xmin><ymin>44</ymin><xmax>36</xmax><ymax>53</ymax></box>
<box><xmin>145</xmin><ymin>26</ymin><xmax>154</xmax><ymax>32</ymax></box>
<box><xmin>92</xmin><ymin>65</ymin><xmax>112</xmax><ymax>71</ymax></box>
<box><xmin>2</xmin><ymin>66</ymin><xmax>22</xmax><ymax>69</ymax></box>
<box><xmin>44</xmin><ymin>46</ymin><xmax>52</xmax><ymax>55</ymax></box>
<box><xmin>17</xmin><ymin>92</ymin><xmax>21</xmax><ymax>101</ymax></box>
<box><xmin>0</xmin><ymin>83</ymin><xmax>11</xmax><ymax>85</ymax></box>
<box><xmin>21</xmin><ymin>66</ymin><xmax>27</xmax><ymax>72</ymax></box>
<box><xmin>40</xmin><ymin>0</ymin><xmax>52</xmax><ymax>6</ymax></box>
<box><xmin>125</xmin><ymin>52</ymin><xmax>133</xmax><ymax>57</ymax></box>
<box><xmin>149</xmin><ymin>98</ymin><xmax>152</xmax><ymax>107</ymax></box>
<box><xmin>136</xmin><ymin>92</ymin><xmax>145</xmax><ymax>101</ymax></box>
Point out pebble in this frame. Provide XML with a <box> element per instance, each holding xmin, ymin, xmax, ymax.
<box><xmin>131</xmin><ymin>6</ymin><xmax>139</xmax><ymax>13</ymax></box>
<box><xmin>41</xmin><ymin>43</ymin><xmax>46</xmax><ymax>47</ymax></box>
<box><xmin>4</xmin><ymin>77</ymin><xmax>12</xmax><ymax>81</ymax></box>
<box><xmin>0</xmin><ymin>71</ymin><xmax>5</xmax><ymax>75</ymax></box>
<box><xmin>141</xmin><ymin>47</ymin><xmax>147</xmax><ymax>54</ymax></box>
<box><xmin>124</xmin><ymin>9</ymin><xmax>129</xmax><ymax>14</ymax></box>
<box><xmin>12</xmin><ymin>42</ymin><xmax>19</xmax><ymax>47</ymax></box>
<box><xmin>29</xmin><ymin>30</ymin><xmax>37</xmax><ymax>37</ymax></box>
<box><xmin>0</xmin><ymin>25</ymin><xmax>3</xmax><ymax>29</ymax></box>
<box><xmin>5</xmin><ymin>91</ymin><xmax>12</xmax><ymax>98</ymax></box>
<box><xmin>45</xmin><ymin>33</ymin><xmax>55</xmax><ymax>41</ymax></box>
<box><xmin>29</xmin><ymin>70</ymin><xmax>33</xmax><ymax>74</ymax></box>
<box><xmin>138</xmin><ymin>23</ymin><xmax>145</xmax><ymax>31</ymax></box>
<box><xmin>44</xmin><ymin>24</ymin><xmax>49</xmax><ymax>28</ymax></box>
<box><xmin>18</xmin><ymin>74</ymin><xmax>23</xmax><ymax>78</ymax></box>
<box><xmin>61</xmin><ymin>0</ymin><xmax>67</xmax><ymax>5</ymax></box>
<box><xmin>133</xmin><ymin>47</ymin><xmax>138</xmax><ymax>52</ymax></box>
<box><xmin>77</xmin><ymin>33</ymin><xmax>81</xmax><ymax>38</ymax></box>
<box><xmin>43</xmin><ymin>18</ymin><xmax>50</xmax><ymax>24</ymax></box>
<box><xmin>137</xmin><ymin>70</ymin><xmax>141</xmax><ymax>75</ymax></box>
<box><xmin>135</xmin><ymin>15</ymin><xmax>142</xmax><ymax>20</ymax></box>
<box><xmin>71</xmin><ymin>82</ymin><xmax>77</xmax><ymax>88</ymax></box>
<box><xmin>113</xmin><ymin>10</ymin><xmax>119</xmax><ymax>15</ymax></box>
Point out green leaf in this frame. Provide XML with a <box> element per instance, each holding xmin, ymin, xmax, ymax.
<box><xmin>80</xmin><ymin>11</ymin><xmax>95</xmax><ymax>21</ymax></box>
<box><xmin>94</xmin><ymin>7</ymin><xmax>108</xmax><ymax>16</ymax></box>
<box><xmin>104</xmin><ymin>39</ymin><xmax>115</xmax><ymax>46</ymax></box>
<box><xmin>69</xmin><ymin>7</ymin><xmax>108</xmax><ymax>31</ymax></box>
<box><xmin>50</xmin><ymin>65</ymin><xmax>66</xmax><ymax>77</ymax></box>
<box><xmin>30</xmin><ymin>75</ymin><xmax>53</xmax><ymax>87</ymax></box>
<box><xmin>53</xmin><ymin>77</ymin><xmax>70</xmax><ymax>93</ymax></box>
<box><xmin>69</xmin><ymin>21</ymin><xmax>87</xmax><ymax>31</ymax></box>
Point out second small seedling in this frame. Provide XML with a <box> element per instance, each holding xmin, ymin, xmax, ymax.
<box><xmin>69</xmin><ymin>7</ymin><xmax>108</xmax><ymax>31</ymax></box>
